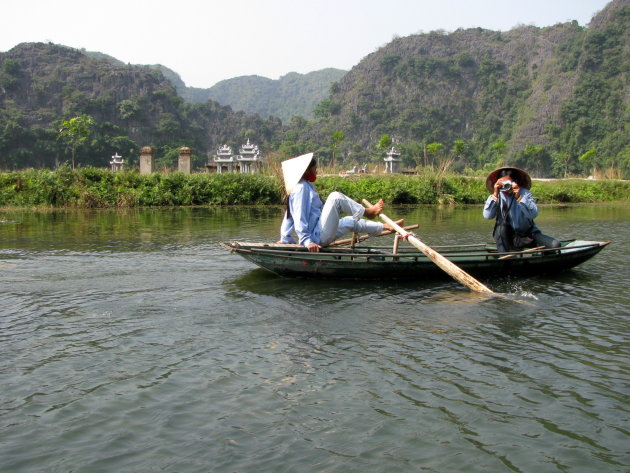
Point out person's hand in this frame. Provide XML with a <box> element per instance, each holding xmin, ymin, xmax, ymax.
<box><xmin>306</xmin><ymin>243</ymin><xmax>321</xmax><ymax>252</ymax></box>
<box><xmin>512</xmin><ymin>182</ymin><xmax>521</xmax><ymax>198</ymax></box>
<box><xmin>493</xmin><ymin>178</ymin><xmax>504</xmax><ymax>197</ymax></box>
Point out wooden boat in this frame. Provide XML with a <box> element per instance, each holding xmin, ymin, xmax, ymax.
<box><xmin>221</xmin><ymin>239</ymin><xmax>610</xmax><ymax>280</ymax></box>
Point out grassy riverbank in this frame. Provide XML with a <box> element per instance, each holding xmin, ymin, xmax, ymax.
<box><xmin>0</xmin><ymin>168</ymin><xmax>628</xmax><ymax>208</ymax></box>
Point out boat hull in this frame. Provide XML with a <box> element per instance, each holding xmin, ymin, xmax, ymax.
<box><xmin>221</xmin><ymin>240</ymin><xmax>609</xmax><ymax>280</ymax></box>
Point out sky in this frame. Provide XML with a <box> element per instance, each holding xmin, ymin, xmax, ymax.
<box><xmin>1</xmin><ymin>0</ymin><xmax>612</xmax><ymax>88</ymax></box>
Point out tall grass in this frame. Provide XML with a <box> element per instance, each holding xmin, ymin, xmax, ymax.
<box><xmin>0</xmin><ymin>167</ymin><xmax>283</xmax><ymax>208</ymax></box>
<box><xmin>0</xmin><ymin>167</ymin><xmax>627</xmax><ymax>208</ymax></box>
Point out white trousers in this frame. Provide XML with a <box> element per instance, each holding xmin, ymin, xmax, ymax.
<box><xmin>318</xmin><ymin>192</ymin><xmax>384</xmax><ymax>246</ymax></box>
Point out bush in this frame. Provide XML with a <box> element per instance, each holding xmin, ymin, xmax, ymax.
<box><xmin>0</xmin><ymin>169</ymin><xmax>627</xmax><ymax>208</ymax></box>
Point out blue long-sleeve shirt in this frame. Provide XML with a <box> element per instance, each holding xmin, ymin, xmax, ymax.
<box><xmin>280</xmin><ymin>180</ymin><xmax>323</xmax><ymax>246</ymax></box>
<box><xmin>483</xmin><ymin>188</ymin><xmax>539</xmax><ymax>235</ymax></box>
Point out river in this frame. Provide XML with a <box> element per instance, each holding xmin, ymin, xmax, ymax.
<box><xmin>1</xmin><ymin>204</ymin><xmax>628</xmax><ymax>473</ymax></box>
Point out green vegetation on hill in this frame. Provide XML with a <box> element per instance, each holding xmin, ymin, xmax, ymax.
<box><xmin>206</xmin><ymin>69</ymin><xmax>347</xmax><ymax>121</ymax></box>
<box><xmin>317</xmin><ymin>0</ymin><xmax>629</xmax><ymax>176</ymax></box>
<box><xmin>0</xmin><ymin>43</ymin><xmax>281</xmax><ymax>170</ymax></box>
<box><xmin>0</xmin><ymin>0</ymin><xmax>628</xmax><ymax>179</ymax></box>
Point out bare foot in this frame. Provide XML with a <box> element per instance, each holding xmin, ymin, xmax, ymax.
<box><xmin>364</xmin><ymin>199</ymin><xmax>384</xmax><ymax>219</ymax></box>
<box><xmin>384</xmin><ymin>219</ymin><xmax>404</xmax><ymax>232</ymax></box>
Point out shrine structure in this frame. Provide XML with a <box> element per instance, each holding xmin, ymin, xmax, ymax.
<box><xmin>383</xmin><ymin>146</ymin><xmax>402</xmax><ymax>173</ymax></box>
<box><xmin>236</xmin><ymin>139</ymin><xmax>263</xmax><ymax>174</ymax></box>
<box><xmin>210</xmin><ymin>140</ymin><xmax>263</xmax><ymax>173</ymax></box>
<box><xmin>110</xmin><ymin>152</ymin><xmax>125</xmax><ymax>172</ymax></box>
<box><xmin>213</xmin><ymin>144</ymin><xmax>236</xmax><ymax>173</ymax></box>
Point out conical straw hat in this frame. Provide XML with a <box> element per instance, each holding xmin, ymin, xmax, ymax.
<box><xmin>281</xmin><ymin>152</ymin><xmax>314</xmax><ymax>194</ymax></box>
<box><xmin>485</xmin><ymin>166</ymin><xmax>532</xmax><ymax>193</ymax></box>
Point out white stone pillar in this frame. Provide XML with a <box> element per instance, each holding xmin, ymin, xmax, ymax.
<box><xmin>178</xmin><ymin>147</ymin><xmax>192</xmax><ymax>174</ymax></box>
<box><xmin>140</xmin><ymin>146</ymin><xmax>154</xmax><ymax>174</ymax></box>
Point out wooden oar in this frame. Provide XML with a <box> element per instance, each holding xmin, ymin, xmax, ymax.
<box><xmin>363</xmin><ymin>199</ymin><xmax>495</xmax><ymax>294</ymax></box>
<box><xmin>329</xmin><ymin>224</ymin><xmax>419</xmax><ymax>247</ymax></box>
<box><xmin>498</xmin><ymin>246</ymin><xmax>545</xmax><ymax>260</ymax></box>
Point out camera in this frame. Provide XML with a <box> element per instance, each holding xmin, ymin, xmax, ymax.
<box><xmin>500</xmin><ymin>180</ymin><xmax>514</xmax><ymax>192</ymax></box>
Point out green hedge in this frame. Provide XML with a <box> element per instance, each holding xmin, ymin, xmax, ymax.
<box><xmin>317</xmin><ymin>175</ymin><xmax>630</xmax><ymax>204</ymax></box>
<box><xmin>0</xmin><ymin>168</ymin><xmax>628</xmax><ymax>208</ymax></box>
<box><xmin>0</xmin><ymin>168</ymin><xmax>283</xmax><ymax>207</ymax></box>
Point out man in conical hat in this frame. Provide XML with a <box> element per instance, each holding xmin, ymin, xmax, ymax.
<box><xmin>482</xmin><ymin>166</ymin><xmax>559</xmax><ymax>253</ymax></box>
<box><xmin>279</xmin><ymin>153</ymin><xmax>402</xmax><ymax>252</ymax></box>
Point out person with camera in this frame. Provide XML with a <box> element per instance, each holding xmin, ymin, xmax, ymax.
<box><xmin>483</xmin><ymin>166</ymin><xmax>560</xmax><ymax>253</ymax></box>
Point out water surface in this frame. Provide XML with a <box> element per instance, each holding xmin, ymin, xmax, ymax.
<box><xmin>1</xmin><ymin>204</ymin><xmax>628</xmax><ymax>473</ymax></box>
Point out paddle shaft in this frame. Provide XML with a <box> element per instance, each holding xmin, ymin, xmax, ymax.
<box><xmin>363</xmin><ymin>199</ymin><xmax>495</xmax><ymax>294</ymax></box>
<box><xmin>498</xmin><ymin>246</ymin><xmax>546</xmax><ymax>260</ymax></box>
<box><xmin>329</xmin><ymin>224</ymin><xmax>419</xmax><ymax>247</ymax></box>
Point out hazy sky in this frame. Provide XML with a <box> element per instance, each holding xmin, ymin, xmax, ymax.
<box><xmin>1</xmin><ymin>0</ymin><xmax>611</xmax><ymax>88</ymax></box>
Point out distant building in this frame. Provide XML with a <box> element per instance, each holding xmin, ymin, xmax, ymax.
<box><xmin>237</xmin><ymin>139</ymin><xmax>263</xmax><ymax>174</ymax></box>
<box><xmin>209</xmin><ymin>140</ymin><xmax>263</xmax><ymax>174</ymax></box>
<box><xmin>110</xmin><ymin>152</ymin><xmax>124</xmax><ymax>172</ymax></box>
<box><xmin>213</xmin><ymin>144</ymin><xmax>236</xmax><ymax>173</ymax></box>
<box><xmin>383</xmin><ymin>146</ymin><xmax>401</xmax><ymax>173</ymax></box>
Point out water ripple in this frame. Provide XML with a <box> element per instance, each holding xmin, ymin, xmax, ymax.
<box><xmin>1</xmin><ymin>206</ymin><xmax>629</xmax><ymax>473</ymax></box>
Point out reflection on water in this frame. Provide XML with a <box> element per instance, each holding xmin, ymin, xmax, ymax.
<box><xmin>0</xmin><ymin>204</ymin><xmax>629</xmax><ymax>473</ymax></box>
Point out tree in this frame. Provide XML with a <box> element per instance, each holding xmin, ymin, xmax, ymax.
<box><xmin>515</xmin><ymin>144</ymin><xmax>551</xmax><ymax>177</ymax></box>
<box><xmin>425</xmin><ymin>142</ymin><xmax>444</xmax><ymax>167</ymax></box>
<box><xmin>314</xmin><ymin>99</ymin><xmax>341</xmax><ymax>119</ymax></box>
<box><xmin>0</xmin><ymin>59</ymin><xmax>21</xmax><ymax>91</ymax></box>
<box><xmin>452</xmin><ymin>140</ymin><xmax>466</xmax><ymax>159</ymax></box>
<box><xmin>57</xmin><ymin>115</ymin><xmax>95</xmax><ymax>169</ymax></box>
<box><xmin>156</xmin><ymin>113</ymin><xmax>181</xmax><ymax>143</ymax></box>
<box><xmin>118</xmin><ymin>99</ymin><xmax>140</xmax><ymax>121</ymax></box>
<box><xmin>578</xmin><ymin>148</ymin><xmax>597</xmax><ymax>177</ymax></box>
<box><xmin>330</xmin><ymin>130</ymin><xmax>345</xmax><ymax>167</ymax></box>
<box><xmin>490</xmin><ymin>140</ymin><xmax>507</xmax><ymax>167</ymax></box>
<box><xmin>450</xmin><ymin>139</ymin><xmax>470</xmax><ymax>172</ymax></box>
<box><xmin>551</xmin><ymin>152</ymin><xmax>573</xmax><ymax>178</ymax></box>
<box><xmin>377</xmin><ymin>134</ymin><xmax>392</xmax><ymax>151</ymax></box>
<box><xmin>398</xmin><ymin>140</ymin><xmax>425</xmax><ymax>169</ymax></box>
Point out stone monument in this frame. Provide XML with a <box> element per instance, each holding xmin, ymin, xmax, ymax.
<box><xmin>140</xmin><ymin>146</ymin><xmax>154</xmax><ymax>174</ymax></box>
<box><xmin>178</xmin><ymin>146</ymin><xmax>192</xmax><ymax>174</ymax></box>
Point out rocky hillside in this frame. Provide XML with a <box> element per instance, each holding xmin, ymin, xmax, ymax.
<box><xmin>323</xmin><ymin>25</ymin><xmax>580</xmax><ymax>152</ymax></box>
<box><xmin>148</xmin><ymin>65</ymin><xmax>215</xmax><ymax>104</ymax></box>
<box><xmin>0</xmin><ymin>43</ymin><xmax>281</xmax><ymax>168</ymax></box>
<box><xmin>0</xmin><ymin>0</ymin><xmax>627</xmax><ymax>177</ymax></box>
<box><xmin>149</xmin><ymin>65</ymin><xmax>346</xmax><ymax>122</ymax></box>
<box><xmin>311</xmin><ymin>0</ymin><xmax>628</xmax><ymax>175</ymax></box>
<box><xmin>0</xmin><ymin>43</ymin><xmax>177</xmax><ymax>146</ymax></box>
<box><xmin>206</xmin><ymin>69</ymin><xmax>347</xmax><ymax>121</ymax></box>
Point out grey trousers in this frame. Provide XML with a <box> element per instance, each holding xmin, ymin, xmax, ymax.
<box><xmin>493</xmin><ymin>222</ymin><xmax>560</xmax><ymax>253</ymax></box>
